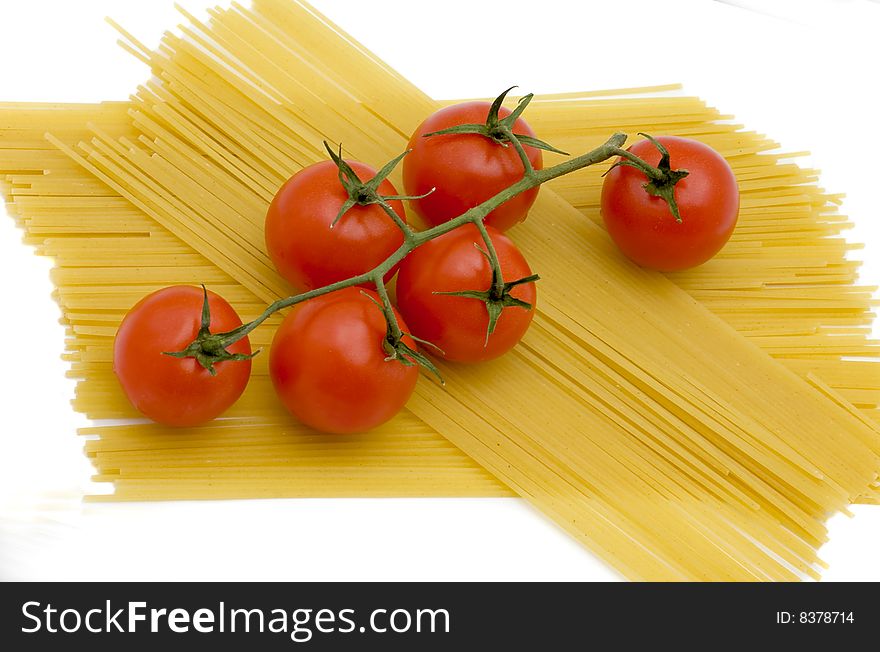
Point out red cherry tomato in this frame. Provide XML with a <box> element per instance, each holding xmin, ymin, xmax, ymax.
<box><xmin>265</xmin><ymin>160</ymin><xmax>407</xmax><ymax>290</ymax></box>
<box><xmin>113</xmin><ymin>286</ymin><xmax>252</xmax><ymax>427</ymax></box>
<box><xmin>403</xmin><ymin>101</ymin><xmax>543</xmax><ymax>232</ymax></box>
<box><xmin>269</xmin><ymin>287</ymin><xmax>419</xmax><ymax>434</ymax></box>
<box><xmin>600</xmin><ymin>136</ymin><xmax>739</xmax><ymax>271</ymax></box>
<box><xmin>396</xmin><ymin>224</ymin><xmax>536</xmax><ymax>363</ymax></box>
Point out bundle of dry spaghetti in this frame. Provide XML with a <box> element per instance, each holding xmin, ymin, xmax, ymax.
<box><xmin>3</xmin><ymin>100</ymin><xmax>878</xmax><ymax>508</ymax></box>
<box><xmin>2</xmin><ymin>0</ymin><xmax>879</xmax><ymax>580</ymax></box>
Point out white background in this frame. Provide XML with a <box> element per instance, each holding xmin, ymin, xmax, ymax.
<box><xmin>1</xmin><ymin>0</ymin><xmax>879</xmax><ymax>581</ymax></box>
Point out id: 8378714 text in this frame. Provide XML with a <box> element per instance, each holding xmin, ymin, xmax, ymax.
<box><xmin>776</xmin><ymin>612</ymin><xmax>854</xmax><ymax>624</ymax></box>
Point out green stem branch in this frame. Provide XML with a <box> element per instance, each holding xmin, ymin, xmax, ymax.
<box><xmin>499</xmin><ymin>125</ymin><xmax>537</xmax><ymax>180</ymax></box>
<box><xmin>372</xmin><ymin>275</ymin><xmax>404</xmax><ymax>343</ymax></box>
<box><xmin>611</xmin><ymin>147</ymin><xmax>665</xmax><ymax>181</ymax></box>
<box><xmin>473</xmin><ymin>218</ymin><xmax>506</xmax><ymax>299</ymax></box>
<box><xmin>377</xmin><ymin>199</ymin><xmax>416</xmax><ymax>241</ymax></box>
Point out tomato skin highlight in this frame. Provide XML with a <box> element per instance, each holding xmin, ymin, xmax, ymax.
<box><xmin>269</xmin><ymin>287</ymin><xmax>419</xmax><ymax>434</ymax></box>
<box><xmin>600</xmin><ymin>136</ymin><xmax>739</xmax><ymax>272</ymax></box>
<box><xmin>113</xmin><ymin>286</ymin><xmax>252</xmax><ymax>427</ymax></box>
<box><xmin>265</xmin><ymin>160</ymin><xmax>407</xmax><ymax>291</ymax></box>
<box><xmin>396</xmin><ymin>224</ymin><xmax>536</xmax><ymax>363</ymax></box>
<box><xmin>403</xmin><ymin>101</ymin><xmax>543</xmax><ymax>232</ymax></box>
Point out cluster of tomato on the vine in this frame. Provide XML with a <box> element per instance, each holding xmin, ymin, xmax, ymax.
<box><xmin>112</xmin><ymin>89</ymin><xmax>739</xmax><ymax>433</ymax></box>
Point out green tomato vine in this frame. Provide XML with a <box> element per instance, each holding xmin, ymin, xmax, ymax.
<box><xmin>166</xmin><ymin>89</ymin><xmax>685</xmax><ymax>381</ymax></box>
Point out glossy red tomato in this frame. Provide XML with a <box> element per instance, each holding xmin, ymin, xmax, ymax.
<box><xmin>600</xmin><ymin>136</ymin><xmax>739</xmax><ymax>271</ymax></box>
<box><xmin>113</xmin><ymin>286</ymin><xmax>252</xmax><ymax>427</ymax></box>
<box><xmin>396</xmin><ymin>224</ymin><xmax>536</xmax><ymax>363</ymax></box>
<box><xmin>402</xmin><ymin>102</ymin><xmax>543</xmax><ymax>232</ymax></box>
<box><xmin>265</xmin><ymin>160</ymin><xmax>407</xmax><ymax>290</ymax></box>
<box><xmin>269</xmin><ymin>287</ymin><xmax>419</xmax><ymax>434</ymax></box>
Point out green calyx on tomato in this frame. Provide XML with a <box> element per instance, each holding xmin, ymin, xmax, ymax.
<box><xmin>163</xmin><ymin>285</ymin><xmax>259</xmax><ymax>376</ymax></box>
<box><xmin>322</xmin><ymin>140</ymin><xmax>432</xmax><ymax>229</ymax></box>
<box><xmin>423</xmin><ymin>86</ymin><xmax>568</xmax><ymax>157</ymax></box>
<box><xmin>359</xmin><ymin>288</ymin><xmax>445</xmax><ymax>384</ymax></box>
<box><xmin>606</xmin><ymin>133</ymin><xmax>690</xmax><ymax>222</ymax></box>
<box><xmin>382</xmin><ymin>331</ymin><xmax>444</xmax><ymax>383</ymax></box>
<box><xmin>435</xmin><ymin>246</ymin><xmax>540</xmax><ymax>344</ymax></box>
